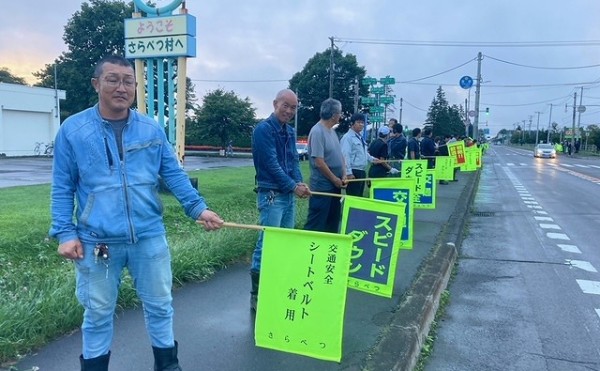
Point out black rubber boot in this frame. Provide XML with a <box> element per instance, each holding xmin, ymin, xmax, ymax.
<box><xmin>152</xmin><ymin>341</ymin><xmax>182</xmax><ymax>371</ymax></box>
<box><xmin>250</xmin><ymin>271</ymin><xmax>260</xmax><ymax>312</ymax></box>
<box><xmin>80</xmin><ymin>351</ymin><xmax>110</xmax><ymax>371</ymax></box>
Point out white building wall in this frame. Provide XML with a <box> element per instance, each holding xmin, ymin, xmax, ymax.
<box><xmin>0</xmin><ymin>83</ymin><xmax>66</xmax><ymax>157</ymax></box>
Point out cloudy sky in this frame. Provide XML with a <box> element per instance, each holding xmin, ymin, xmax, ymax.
<box><xmin>2</xmin><ymin>0</ymin><xmax>600</xmax><ymax>136</ymax></box>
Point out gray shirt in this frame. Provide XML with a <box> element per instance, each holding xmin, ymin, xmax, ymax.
<box><xmin>307</xmin><ymin>122</ymin><xmax>344</xmax><ymax>191</ymax></box>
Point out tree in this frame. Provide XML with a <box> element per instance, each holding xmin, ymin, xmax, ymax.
<box><xmin>34</xmin><ymin>0</ymin><xmax>134</xmax><ymax>121</ymax></box>
<box><xmin>587</xmin><ymin>124</ymin><xmax>600</xmax><ymax>152</ymax></box>
<box><xmin>426</xmin><ymin>86</ymin><xmax>466</xmax><ymax>137</ymax></box>
<box><xmin>289</xmin><ymin>48</ymin><xmax>367</xmax><ymax>136</ymax></box>
<box><xmin>0</xmin><ymin>67</ymin><xmax>27</xmax><ymax>85</ymax></box>
<box><xmin>186</xmin><ymin>89</ymin><xmax>256</xmax><ymax>148</ymax></box>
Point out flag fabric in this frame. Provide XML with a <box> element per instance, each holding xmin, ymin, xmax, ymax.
<box><xmin>447</xmin><ymin>141</ymin><xmax>466</xmax><ymax>167</ymax></box>
<box><xmin>400</xmin><ymin>159</ymin><xmax>428</xmax><ymax>201</ymax></box>
<box><xmin>463</xmin><ymin>146</ymin><xmax>479</xmax><ymax>172</ymax></box>
<box><xmin>369</xmin><ymin>178</ymin><xmax>416</xmax><ymax>249</ymax></box>
<box><xmin>340</xmin><ymin>196</ymin><xmax>406</xmax><ymax>297</ymax></box>
<box><xmin>255</xmin><ymin>227</ymin><xmax>352</xmax><ymax>362</ymax></box>
<box><xmin>415</xmin><ymin>170</ymin><xmax>436</xmax><ymax>209</ymax></box>
<box><xmin>435</xmin><ymin>156</ymin><xmax>455</xmax><ymax>181</ymax></box>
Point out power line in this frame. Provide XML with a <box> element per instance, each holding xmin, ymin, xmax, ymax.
<box><xmin>402</xmin><ymin>99</ymin><xmax>428</xmax><ymax>112</ymax></box>
<box><xmin>484</xmin><ymin>54</ymin><xmax>600</xmax><ymax>70</ymax></box>
<box><xmin>399</xmin><ymin>57</ymin><xmax>476</xmax><ymax>83</ymax></box>
<box><xmin>190</xmin><ymin>78</ymin><xmax>288</xmax><ymax>83</ymax></box>
<box><xmin>333</xmin><ymin>37</ymin><xmax>600</xmax><ymax>48</ymax></box>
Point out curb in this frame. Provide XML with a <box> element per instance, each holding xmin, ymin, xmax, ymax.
<box><xmin>364</xmin><ymin>170</ymin><xmax>481</xmax><ymax>371</ymax></box>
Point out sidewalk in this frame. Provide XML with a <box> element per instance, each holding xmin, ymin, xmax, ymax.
<box><xmin>10</xmin><ymin>171</ymin><xmax>479</xmax><ymax>371</ymax></box>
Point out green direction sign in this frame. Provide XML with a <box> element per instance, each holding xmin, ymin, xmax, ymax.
<box><xmin>380</xmin><ymin>76</ymin><xmax>395</xmax><ymax>85</ymax></box>
<box><xmin>380</xmin><ymin>96</ymin><xmax>394</xmax><ymax>105</ymax></box>
<box><xmin>370</xmin><ymin>106</ymin><xmax>384</xmax><ymax>114</ymax></box>
<box><xmin>361</xmin><ymin>96</ymin><xmax>376</xmax><ymax>105</ymax></box>
<box><xmin>362</xmin><ymin>77</ymin><xmax>377</xmax><ymax>85</ymax></box>
<box><xmin>370</xmin><ymin>115</ymin><xmax>384</xmax><ymax>123</ymax></box>
<box><xmin>371</xmin><ymin>86</ymin><xmax>385</xmax><ymax>95</ymax></box>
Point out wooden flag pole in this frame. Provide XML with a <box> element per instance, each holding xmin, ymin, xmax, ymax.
<box><xmin>196</xmin><ymin>221</ymin><xmax>265</xmax><ymax>231</ymax></box>
<box><xmin>310</xmin><ymin>191</ymin><xmax>344</xmax><ymax>198</ymax></box>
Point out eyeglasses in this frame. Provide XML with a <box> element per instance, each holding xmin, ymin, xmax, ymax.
<box><xmin>103</xmin><ymin>76</ymin><xmax>136</xmax><ymax>88</ymax></box>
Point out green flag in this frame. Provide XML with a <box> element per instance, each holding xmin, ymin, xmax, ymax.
<box><xmin>255</xmin><ymin>227</ymin><xmax>352</xmax><ymax>362</ymax></box>
<box><xmin>340</xmin><ymin>196</ymin><xmax>406</xmax><ymax>297</ymax></box>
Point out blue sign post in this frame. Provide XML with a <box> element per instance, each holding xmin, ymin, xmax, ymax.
<box><xmin>459</xmin><ymin>75</ymin><xmax>473</xmax><ymax>89</ymax></box>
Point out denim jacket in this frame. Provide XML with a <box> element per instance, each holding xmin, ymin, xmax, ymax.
<box><xmin>252</xmin><ymin>114</ymin><xmax>302</xmax><ymax>193</ymax></box>
<box><xmin>49</xmin><ymin>105</ymin><xmax>208</xmax><ymax>244</ymax></box>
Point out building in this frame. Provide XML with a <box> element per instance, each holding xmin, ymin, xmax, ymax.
<box><xmin>0</xmin><ymin>83</ymin><xmax>66</xmax><ymax>157</ymax></box>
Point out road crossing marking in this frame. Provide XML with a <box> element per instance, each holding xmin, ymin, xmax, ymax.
<box><xmin>534</xmin><ymin>216</ymin><xmax>553</xmax><ymax>221</ymax></box>
<box><xmin>562</xmin><ymin>164</ymin><xmax>574</xmax><ymax>167</ymax></box>
<box><xmin>568</xmin><ymin>260</ymin><xmax>597</xmax><ymax>273</ymax></box>
<box><xmin>547</xmin><ymin>233</ymin><xmax>570</xmax><ymax>240</ymax></box>
<box><xmin>534</xmin><ymin>210</ymin><xmax>548</xmax><ymax>215</ymax></box>
<box><xmin>527</xmin><ymin>205</ymin><xmax>543</xmax><ymax>209</ymax></box>
<box><xmin>596</xmin><ymin>309</ymin><xmax>600</xmax><ymax>320</ymax></box>
<box><xmin>558</xmin><ymin>244</ymin><xmax>581</xmax><ymax>254</ymax></box>
<box><xmin>539</xmin><ymin>224</ymin><xmax>560</xmax><ymax>230</ymax></box>
<box><xmin>590</xmin><ymin>165</ymin><xmax>600</xmax><ymax>169</ymax></box>
<box><xmin>521</xmin><ymin>197</ymin><xmax>535</xmax><ymax>200</ymax></box>
<box><xmin>523</xmin><ymin>201</ymin><xmax>538</xmax><ymax>205</ymax></box>
<box><xmin>576</xmin><ymin>280</ymin><xmax>600</xmax><ymax>295</ymax></box>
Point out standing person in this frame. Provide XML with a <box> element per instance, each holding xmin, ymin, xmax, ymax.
<box><xmin>388</xmin><ymin>124</ymin><xmax>407</xmax><ymax>165</ymax></box>
<box><xmin>250</xmin><ymin>89</ymin><xmax>310</xmax><ymax>311</ymax></box>
<box><xmin>420</xmin><ymin>127</ymin><xmax>436</xmax><ymax>169</ymax></box>
<box><xmin>407</xmin><ymin>127</ymin><xmax>422</xmax><ymax>159</ymax></box>
<box><xmin>340</xmin><ymin>113</ymin><xmax>379</xmax><ymax>197</ymax></box>
<box><xmin>304</xmin><ymin>98</ymin><xmax>346</xmax><ymax>233</ymax></box>
<box><xmin>368</xmin><ymin>126</ymin><xmax>399</xmax><ymax>178</ymax></box>
<box><xmin>49</xmin><ymin>55</ymin><xmax>224</xmax><ymax>371</ymax></box>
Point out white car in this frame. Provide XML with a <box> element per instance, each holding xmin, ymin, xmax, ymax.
<box><xmin>296</xmin><ymin>143</ymin><xmax>308</xmax><ymax>161</ymax></box>
<box><xmin>533</xmin><ymin>143</ymin><xmax>556</xmax><ymax>158</ymax></box>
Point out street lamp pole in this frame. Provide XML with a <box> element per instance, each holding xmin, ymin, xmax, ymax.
<box><xmin>546</xmin><ymin>104</ymin><xmax>553</xmax><ymax>143</ymax></box>
<box><xmin>535</xmin><ymin>111</ymin><xmax>541</xmax><ymax>144</ymax></box>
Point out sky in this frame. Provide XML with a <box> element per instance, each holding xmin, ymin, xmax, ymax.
<box><xmin>2</xmin><ymin>0</ymin><xmax>600</xmax><ymax>137</ymax></box>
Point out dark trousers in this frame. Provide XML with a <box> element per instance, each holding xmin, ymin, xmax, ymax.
<box><xmin>345</xmin><ymin>169</ymin><xmax>366</xmax><ymax>197</ymax></box>
<box><xmin>304</xmin><ymin>188</ymin><xmax>342</xmax><ymax>233</ymax></box>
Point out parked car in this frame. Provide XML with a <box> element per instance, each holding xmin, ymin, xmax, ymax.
<box><xmin>296</xmin><ymin>143</ymin><xmax>308</xmax><ymax>161</ymax></box>
<box><xmin>533</xmin><ymin>143</ymin><xmax>556</xmax><ymax>158</ymax></box>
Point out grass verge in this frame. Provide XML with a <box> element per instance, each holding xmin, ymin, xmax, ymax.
<box><xmin>0</xmin><ymin>164</ymin><xmax>309</xmax><ymax>366</ymax></box>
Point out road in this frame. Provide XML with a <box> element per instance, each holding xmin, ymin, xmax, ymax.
<box><xmin>426</xmin><ymin>145</ymin><xmax>600</xmax><ymax>371</ymax></box>
<box><xmin>0</xmin><ymin>154</ymin><xmax>254</xmax><ymax>188</ymax></box>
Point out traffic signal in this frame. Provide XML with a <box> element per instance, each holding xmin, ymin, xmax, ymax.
<box><xmin>485</xmin><ymin>107</ymin><xmax>490</xmax><ymax>115</ymax></box>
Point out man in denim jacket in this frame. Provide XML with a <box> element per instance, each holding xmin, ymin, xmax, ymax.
<box><xmin>250</xmin><ymin>89</ymin><xmax>310</xmax><ymax>311</ymax></box>
<box><xmin>49</xmin><ymin>55</ymin><xmax>224</xmax><ymax>371</ymax></box>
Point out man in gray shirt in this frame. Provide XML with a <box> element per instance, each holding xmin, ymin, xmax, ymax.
<box><xmin>304</xmin><ymin>98</ymin><xmax>346</xmax><ymax>233</ymax></box>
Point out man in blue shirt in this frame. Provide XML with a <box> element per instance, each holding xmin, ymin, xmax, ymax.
<box><xmin>340</xmin><ymin>113</ymin><xmax>378</xmax><ymax>197</ymax></box>
<box><xmin>250</xmin><ymin>89</ymin><xmax>311</xmax><ymax>311</ymax></box>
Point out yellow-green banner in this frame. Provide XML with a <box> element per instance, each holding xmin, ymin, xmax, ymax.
<box><xmin>255</xmin><ymin>227</ymin><xmax>352</xmax><ymax>362</ymax></box>
<box><xmin>435</xmin><ymin>156</ymin><xmax>455</xmax><ymax>181</ymax></box>
<box><xmin>463</xmin><ymin>146</ymin><xmax>479</xmax><ymax>172</ymax></box>
<box><xmin>415</xmin><ymin>170</ymin><xmax>436</xmax><ymax>210</ymax></box>
<box><xmin>340</xmin><ymin>196</ymin><xmax>406</xmax><ymax>297</ymax></box>
<box><xmin>400</xmin><ymin>159</ymin><xmax>428</xmax><ymax>202</ymax></box>
<box><xmin>369</xmin><ymin>178</ymin><xmax>416</xmax><ymax>249</ymax></box>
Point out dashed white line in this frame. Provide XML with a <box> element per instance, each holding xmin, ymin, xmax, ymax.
<box><xmin>590</xmin><ymin>165</ymin><xmax>600</xmax><ymax>169</ymax></box>
<box><xmin>534</xmin><ymin>216</ymin><xmax>553</xmax><ymax>221</ymax></box>
<box><xmin>575</xmin><ymin>164</ymin><xmax>588</xmax><ymax>168</ymax></box>
<box><xmin>577</xmin><ymin>280</ymin><xmax>600</xmax><ymax>295</ymax></box>
<box><xmin>547</xmin><ymin>233</ymin><xmax>570</xmax><ymax>240</ymax></box>
<box><xmin>520</xmin><ymin>163</ymin><xmax>527</xmax><ymax>166</ymax></box>
<box><xmin>539</xmin><ymin>224</ymin><xmax>560</xmax><ymax>230</ymax></box>
<box><xmin>562</xmin><ymin>164</ymin><xmax>574</xmax><ymax>168</ymax></box>
<box><xmin>568</xmin><ymin>260</ymin><xmax>597</xmax><ymax>272</ymax></box>
<box><xmin>558</xmin><ymin>244</ymin><xmax>581</xmax><ymax>254</ymax></box>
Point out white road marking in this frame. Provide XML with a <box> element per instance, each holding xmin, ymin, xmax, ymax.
<box><xmin>523</xmin><ymin>201</ymin><xmax>538</xmax><ymax>205</ymax></box>
<box><xmin>562</xmin><ymin>164</ymin><xmax>574</xmax><ymax>168</ymax></box>
<box><xmin>575</xmin><ymin>164</ymin><xmax>588</xmax><ymax>168</ymax></box>
<box><xmin>547</xmin><ymin>233</ymin><xmax>570</xmax><ymax>240</ymax></box>
<box><xmin>520</xmin><ymin>163</ymin><xmax>527</xmax><ymax>166</ymax></box>
<box><xmin>595</xmin><ymin>309</ymin><xmax>600</xmax><ymax>320</ymax></box>
<box><xmin>590</xmin><ymin>165</ymin><xmax>600</xmax><ymax>169</ymax></box>
<box><xmin>558</xmin><ymin>244</ymin><xmax>581</xmax><ymax>254</ymax></box>
<box><xmin>534</xmin><ymin>210</ymin><xmax>548</xmax><ymax>215</ymax></box>
<box><xmin>539</xmin><ymin>224</ymin><xmax>560</xmax><ymax>230</ymax></box>
<box><xmin>534</xmin><ymin>216</ymin><xmax>553</xmax><ymax>221</ymax></box>
<box><xmin>577</xmin><ymin>280</ymin><xmax>600</xmax><ymax>295</ymax></box>
<box><xmin>568</xmin><ymin>260</ymin><xmax>597</xmax><ymax>272</ymax></box>
<box><xmin>521</xmin><ymin>197</ymin><xmax>535</xmax><ymax>200</ymax></box>
<box><xmin>507</xmin><ymin>163</ymin><xmax>515</xmax><ymax>166</ymax></box>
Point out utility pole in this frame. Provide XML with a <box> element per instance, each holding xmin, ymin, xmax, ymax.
<box><xmin>546</xmin><ymin>104</ymin><xmax>553</xmax><ymax>143</ymax></box>
<box><xmin>571</xmin><ymin>92</ymin><xmax>577</xmax><ymax>153</ymax></box>
<box><xmin>535</xmin><ymin>111</ymin><xmax>541</xmax><ymax>144</ymax></box>
<box><xmin>328</xmin><ymin>36</ymin><xmax>334</xmax><ymax>98</ymax></box>
<box><xmin>353</xmin><ymin>76</ymin><xmax>359</xmax><ymax>113</ymax></box>
<box><xmin>576</xmin><ymin>86</ymin><xmax>583</xmax><ymax>145</ymax></box>
<box><xmin>473</xmin><ymin>52</ymin><xmax>482</xmax><ymax>140</ymax></box>
<box><xmin>399</xmin><ymin>97</ymin><xmax>403</xmax><ymax>126</ymax></box>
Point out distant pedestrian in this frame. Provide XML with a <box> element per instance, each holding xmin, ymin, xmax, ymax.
<box><xmin>407</xmin><ymin>127</ymin><xmax>422</xmax><ymax>159</ymax></box>
<box><xmin>367</xmin><ymin>126</ymin><xmax>399</xmax><ymax>178</ymax></box>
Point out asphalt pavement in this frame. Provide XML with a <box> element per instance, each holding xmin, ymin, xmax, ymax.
<box><xmin>2</xmin><ymin>155</ymin><xmax>479</xmax><ymax>371</ymax></box>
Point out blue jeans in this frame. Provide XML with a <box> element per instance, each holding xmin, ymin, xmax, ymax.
<box><xmin>251</xmin><ymin>190</ymin><xmax>296</xmax><ymax>273</ymax></box>
<box><xmin>75</xmin><ymin>235</ymin><xmax>174</xmax><ymax>358</ymax></box>
<box><xmin>304</xmin><ymin>187</ymin><xmax>342</xmax><ymax>233</ymax></box>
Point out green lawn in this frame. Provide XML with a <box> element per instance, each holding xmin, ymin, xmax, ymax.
<box><xmin>0</xmin><ymin>163</ymin><xmax>310</xmax><ymax>365</ymax></box>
